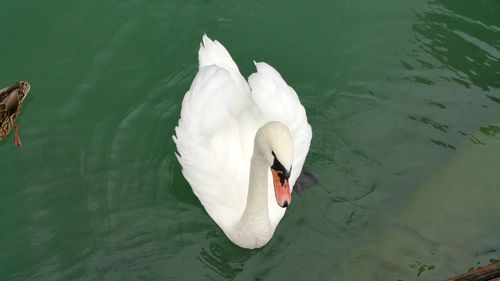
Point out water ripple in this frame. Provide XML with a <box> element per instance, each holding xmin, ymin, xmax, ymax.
<box><xmin>412</xmin><ymin>1</ymin><xmax>500</xmax><ymax>90</ymax></box>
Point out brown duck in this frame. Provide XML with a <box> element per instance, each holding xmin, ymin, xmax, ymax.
<box><xmin>0</xmin><ymin>81</ymin><xmax>30</xmax><ymax>147</ymax></box>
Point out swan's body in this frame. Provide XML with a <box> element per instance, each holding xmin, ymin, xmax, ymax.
<box><xmin>173</xmin><ymin>35</ymin><xmax>312</xmax><ymax>249</ymax></box>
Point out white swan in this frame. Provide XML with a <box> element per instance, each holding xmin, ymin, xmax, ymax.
<box><xmin>173</xmin><ymin>35</ymin><xmax>312</xmax><ymax>249</ymax></box>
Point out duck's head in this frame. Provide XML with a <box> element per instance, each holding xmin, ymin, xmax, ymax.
<box><xmin>16</xmin><ymin>81</ymin><xmax>30</xmax><ymax>102</ymax></box>
<box><xmin>256</xmin><ymin>121</ymin><xmax>293</xmax><ymax>208</ymax></box>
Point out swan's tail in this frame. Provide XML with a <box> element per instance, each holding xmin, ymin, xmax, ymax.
<box><xmin>198</xmin><ymin>34</ymin><xmax>240</xmax><ymax>74</ymax></box>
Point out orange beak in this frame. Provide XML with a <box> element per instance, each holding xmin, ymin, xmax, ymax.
<box><xmin>271</xmin><ymin>168</ymin><xmax>291</xmax><ymax>208</ymax></box>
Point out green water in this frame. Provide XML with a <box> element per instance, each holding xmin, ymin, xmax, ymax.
<box><xmin>1</xmin><ymin>0</ymin><xmax>499</xmax><ymax>280</ymax></box>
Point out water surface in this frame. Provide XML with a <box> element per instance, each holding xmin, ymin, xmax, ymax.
<box><xmin>1</xmin><ymin>0</ymin><xmax>499</xmax><ymax>280</ymax></box>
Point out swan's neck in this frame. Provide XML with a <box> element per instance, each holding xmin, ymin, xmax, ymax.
<box><xmin>241</xmin><ymin>151</ymin><xmax>270</xmax><ymax>226</ymax></box>
<box><xmin>230</xmin><ymin>146</ymin><xmax>274</xmax><ymax>248</ymax></box>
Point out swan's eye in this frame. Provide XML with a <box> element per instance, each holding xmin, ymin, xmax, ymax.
<box><xmin>271</xmin><ymin>152</ymin><xmax>291</xmax><ymax>185</ymax></box>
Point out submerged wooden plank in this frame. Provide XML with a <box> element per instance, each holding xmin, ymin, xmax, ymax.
<box><xmin>446</xmin><ymin>262</ymin><xmax>500</xmax><ymax>281</ymax></box>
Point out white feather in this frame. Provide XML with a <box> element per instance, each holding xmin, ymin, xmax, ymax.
<box><xmin>173</xmin><ymin>35</ymin><xmax>312</xmax><ymax>247</ymax></box>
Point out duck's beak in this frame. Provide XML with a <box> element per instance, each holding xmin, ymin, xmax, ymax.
<box><xmin>17</xmin><ymin>81</ymin><xmax>30</xmax><ymax>101</ymax></box>
<box><xmin>271</xmin><ymin>168</ymin><xmax>291</xmax><ymax>208</ymax></box>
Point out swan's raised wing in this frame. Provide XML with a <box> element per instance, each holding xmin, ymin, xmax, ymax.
<box><xmin>248</xmin><ymin>62</ymin><xmax>312</xmax><ymax>224</ymax></box>
<box><xmin>249</xmin><ymin>62</ymin><xmax>312</xmax><ymax>186</ymax></box>
<box><xmin>173</xmin><ymin>36</ymin><xmax>252</xmax><ymax>231</ymax></box>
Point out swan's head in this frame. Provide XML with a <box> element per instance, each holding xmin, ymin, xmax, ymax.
<box><xmin>256</xmin><ymin>121</ymin><xmax>293</xmax><ymax>208</ymax></box>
